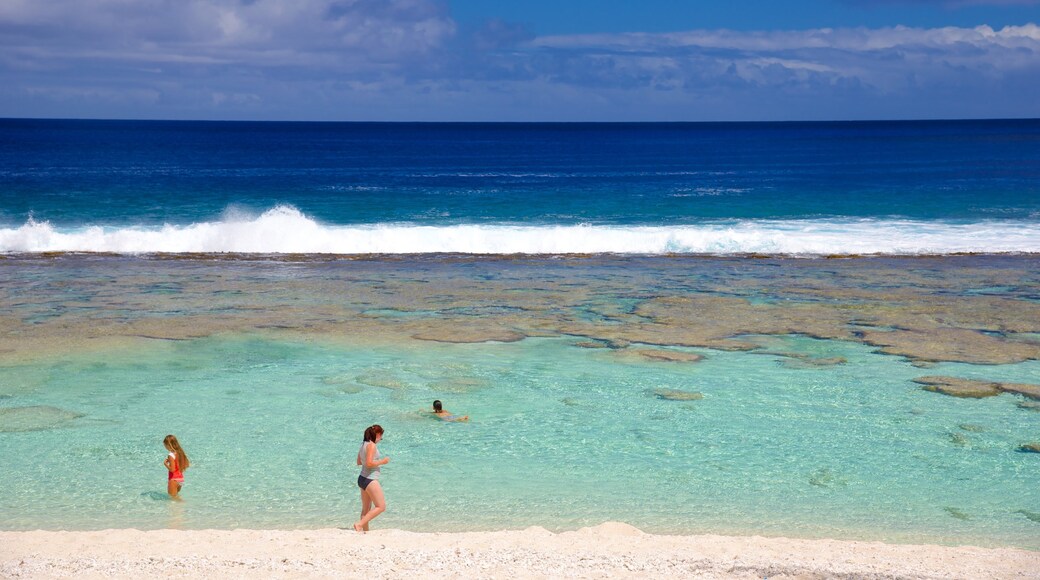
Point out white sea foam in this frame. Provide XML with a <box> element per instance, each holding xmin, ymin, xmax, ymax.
<box><xmin>2</xmin><ymin>205</ymin><xmax>1039</xmax><ymax>256</ymax></box>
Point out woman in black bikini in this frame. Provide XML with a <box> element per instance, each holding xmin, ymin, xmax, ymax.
<box><xmin>354</xmin><ymin>424</ymin><xmax>389</xmax><ymax>532</ymax></box>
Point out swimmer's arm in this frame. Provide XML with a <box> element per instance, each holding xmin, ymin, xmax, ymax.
<box><xmin>163</xmin><ymin>454</ymin><xmax>173</xmax><ymax>471</ymax></box>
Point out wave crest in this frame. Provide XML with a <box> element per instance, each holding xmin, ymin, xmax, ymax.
<box><xmin>2</xmin><ymin>205</ymin><xmax>1039</xmax><ymax>256</ymax></box>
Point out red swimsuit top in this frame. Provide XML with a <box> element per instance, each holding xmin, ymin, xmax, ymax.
<box><xmin>168</xmin><ymin>453</ymin><xmax>184</xmax><ymax>481</ymax></box>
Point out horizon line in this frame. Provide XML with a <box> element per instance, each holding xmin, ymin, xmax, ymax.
<box><xmin>3</xmin><ymin>116</ymin><xmax>1040</xmax><ymax>125</ymax></box>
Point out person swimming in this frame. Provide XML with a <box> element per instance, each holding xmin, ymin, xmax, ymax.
<box><xmin>431</xmin><ymin>399</ymin><xmax>469</xmax><ymax>422</ymax></box>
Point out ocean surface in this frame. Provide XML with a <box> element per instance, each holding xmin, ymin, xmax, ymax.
<box><xmin>0</xmin><ymin>119</ymin><xmax>1038</xmax><ymax>548</ymax></box>
<box><xmin>1</xmin><ymin>118</ymin><xmax>1039</xmax><ymax>254</ymax></box>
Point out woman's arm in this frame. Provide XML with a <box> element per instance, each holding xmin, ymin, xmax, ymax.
<box><xmin>364</xmin><ymin>443</ymin><xmax>389</xmax><ymax>468</ymax></box>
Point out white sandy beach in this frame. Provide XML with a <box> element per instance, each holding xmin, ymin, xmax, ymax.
<box><xmin>2</xmin><ymin>523</ymin><xmax>1037</xmax><ymax>579</ymax></box>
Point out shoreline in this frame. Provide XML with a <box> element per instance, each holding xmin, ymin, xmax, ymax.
<box><xmin>2</xmin><ymin>524</ymin><xmax>1038</xmax><ymax>579</ymax></box>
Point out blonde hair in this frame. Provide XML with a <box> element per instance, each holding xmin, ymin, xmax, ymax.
<box><xmin>163</xmin><ymin>434</ymin><xmax>190</xmax><ymax>471</ymax></box>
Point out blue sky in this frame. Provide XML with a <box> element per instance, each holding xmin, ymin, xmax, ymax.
<box><xmin>1</xmin><ymin>0</ymin><xmax>1038</xmax><ymax>121</ymax></box>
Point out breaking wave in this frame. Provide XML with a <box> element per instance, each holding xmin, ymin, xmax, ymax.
<box><xmin>2</xmin><ymin>205</ymin><xmax>1039</xmax><ymax>256</ymax></box>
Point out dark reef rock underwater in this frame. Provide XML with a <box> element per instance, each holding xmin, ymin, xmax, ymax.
<box><xmin>649</xmin><ymin>388</ymin><xmax>704</xmax><ymax>401</ymax></box>
<box><xmin>914</xmin><ymin>376</ymin><xmax>1040</xmax><ymax>400</ymax></box>
<box><xmin>0</xmin><ymin>406</ymin><xmax>84</xmax><ymax>432</ymax></box>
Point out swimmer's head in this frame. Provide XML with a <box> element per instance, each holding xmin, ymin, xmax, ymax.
<box><xmin>433</xmin><ymin>400</ymin><xmax>443</xmax><ymax>412</ymax></box>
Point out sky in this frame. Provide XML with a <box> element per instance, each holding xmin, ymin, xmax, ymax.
<box><xmin>0</xmin><ymin>0</ymin><xmax>1038</xmax><ymax>121</ymax></box>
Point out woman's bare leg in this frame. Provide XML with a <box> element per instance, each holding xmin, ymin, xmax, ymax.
<box><xmin>358</xmin><ymin>487</ymin><xmax>373</xmax><ymax>532</ymax></box>
<box><xmin>353</xmin><ymin>481</ymin><xmax>386</xmax><ymax>531</ymax></box>
<box><xmin>167</xmin><ymin>480</ymin><xmax>182</xmax><ymax>501</ymax></box>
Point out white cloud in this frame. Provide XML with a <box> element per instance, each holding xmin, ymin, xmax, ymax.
<box><xmin>0</xmin><ymin>0</ymin><xmax>457</xmax><ymax>75</ymax></box>
<box><xmin>0</xmin><ymin>2</ymin><xmax>1037</xmax><ymax>120</ymax></box>
<box><xmin>533</xmin><ymin>23</ymin><xmax>1040</xmax><ymax>52</ymax></box>
<box><xmin>526</xmin><ymin>24</ymin><xmax>1040</xmax><ymax>95</ymax></box>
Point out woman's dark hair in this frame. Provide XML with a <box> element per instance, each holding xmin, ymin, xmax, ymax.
<box><xmin>433</xmin><ymin>400</ymin><xmax>443</xmax><ymax>412</ymax></box>
<box><xmin>363</xmin><ymin>424</ymin><xmax>384</xmax><ymax>442</ymax></box>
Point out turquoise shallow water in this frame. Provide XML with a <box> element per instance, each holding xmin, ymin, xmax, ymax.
<box><xmin>1</xmin><ymin>332</ymin><xmax>1037</xmax><ymax>547</ymax></box>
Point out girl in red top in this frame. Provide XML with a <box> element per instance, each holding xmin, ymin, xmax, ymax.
<box><xmin>163</xmin><ymin>434</ymin><xmax>190</xmax><ymax>501</ymax></box>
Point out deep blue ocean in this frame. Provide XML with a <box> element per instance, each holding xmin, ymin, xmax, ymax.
<box><xmin>1</xmin><ymin>118</ymin><xmax>1039</xmax><ymax>253</ymax></box>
